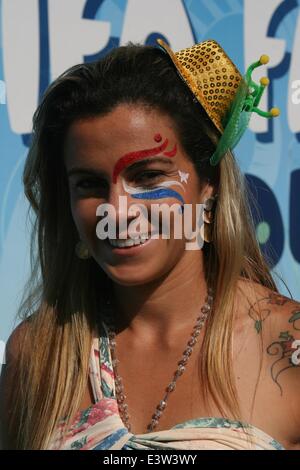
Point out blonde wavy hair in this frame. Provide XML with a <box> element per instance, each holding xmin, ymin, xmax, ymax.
<box><xmin>4</xmin><ymin>44</ymin><xmax>278</xmax><ymax>449</ymax></box>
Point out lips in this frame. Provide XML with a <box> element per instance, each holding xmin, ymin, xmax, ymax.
<box><xmin>108</xmin><ymin>236</ymin><xmax>149</xmax><ymax>248</ymax></box>
<box><xmin>108</xmin><ymin>233</ymin><xmax>149</xmax><ymax>240</ymax></box>
<box><xmin>104</xmin><ymin>235</ymin><xmax>155</xmax><ymax>256</ymax></box>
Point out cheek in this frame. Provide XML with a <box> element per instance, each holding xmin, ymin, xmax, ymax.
<box><xmin>70</xmin><ymin>198</ymin><xmax>99</xmax><ymax>237</ymax></box>
<box><xmin>180</xmin><ymin>180</ymin><xmax>204</xmax><ymax>229</ymax></box>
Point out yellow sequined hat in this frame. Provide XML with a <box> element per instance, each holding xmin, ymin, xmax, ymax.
<box><xmin>156</xmin><ymin>38</ymin><xmax>280</xmax><ymax>166</ymax></box>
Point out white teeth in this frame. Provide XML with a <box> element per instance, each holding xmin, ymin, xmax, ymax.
<box><xmin>108</xmin><ymin>236</ymin><xmax>149</xmax><ymax>248</ymax></box>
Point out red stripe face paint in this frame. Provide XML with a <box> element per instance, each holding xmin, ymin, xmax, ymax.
<box><xmin>112</xmin><ymin>138</ymin><xmax>177</xmax><ymax>183</ymax></box>
<box><xmin>163</xmin><ymin>144</ymin><xmax>177</xmax><ymax>157</ymax></box>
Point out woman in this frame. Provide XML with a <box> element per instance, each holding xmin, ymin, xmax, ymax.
<box><xmin>0</xmin><ymin>39</ymin><xmax>300</xmax><ymax>450</ymax></box>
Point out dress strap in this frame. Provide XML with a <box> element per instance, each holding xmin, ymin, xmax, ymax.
<box><xmin>89</xmin><ymin>320</ymin><xmax>116</xmax><ymax>402</ymax></box>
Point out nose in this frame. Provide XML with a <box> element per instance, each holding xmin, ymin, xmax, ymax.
<box><xmin>107</xmin><ymin>179</ymin><xmax>140</xmax><ymax>234</ymax></box>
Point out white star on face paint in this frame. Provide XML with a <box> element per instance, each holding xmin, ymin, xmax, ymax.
<box><xmin>178</xmin><ymin>170</ymin><xmax>189</xmax><ymax>184</ymax></box>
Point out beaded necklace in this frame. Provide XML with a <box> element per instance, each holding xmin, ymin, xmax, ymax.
<box><xmin>102</xmin><ymin>288</ymin><xmax>213</xmax><ymax>433</ymax></box>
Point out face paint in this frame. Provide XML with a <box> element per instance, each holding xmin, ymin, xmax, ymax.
<box><xmin>177</xmin><ymin>170</ymin><xmax>189</xmax><ymax>213</ymax></box>
<box><xmin>122</xmin><ymin>178</ymin><xmax>185</xmax><ymax>205</ymax></box>
<box><xmin>178</xmin><ymin>170</ymin><xmax>190</xmax><ymax>184</ymax></box>
<box><xmin>122</xmin><ymin>169</ymin><xmax>189</xmax><ymax>215</ymax></box>
<box><xmin>114</xmin><ymin>138</ymin><xmax>189</xmax><ymax>215</ymax></box>
<box><xmin>163</xmin><ymin>144</ymin><xmax>177</xmax><ymax>157</ymax></box>
<box><xmin>113</xmin><ymin>138</ymin><xmax>172</xmax><ymax>184</ymax></box>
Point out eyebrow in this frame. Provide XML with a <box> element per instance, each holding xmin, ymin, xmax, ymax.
<box><xmin>112</xmin><ymin>138</ymin><xmax>177</xmax><ymax>183</ymax></box>
<box><xmin>124</xmin><ymin>156</ymin><xmax>175</xmax><ymax>172</ymax></box>
<box><xmin>67</xmin><ymin>167</ymin><xmax>106</xmax><ymax>178</ymax></box>
<box><xmin>67</xmin><ymin>157</ymin><xmax>174</xmax><ymax>179</ymax></box>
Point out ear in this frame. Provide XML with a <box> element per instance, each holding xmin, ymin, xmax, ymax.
<box><xmin>200</xmin><ymin>179</ymin><xmax>217</xmax><ymax>202</ymax></box>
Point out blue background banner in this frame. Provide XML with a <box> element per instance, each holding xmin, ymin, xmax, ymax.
<box><xmin>1</xmin><ymin>0</ymin><xmax>300</xmax><ymax>359</ymax></box>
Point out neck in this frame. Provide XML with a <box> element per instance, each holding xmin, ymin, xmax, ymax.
<box><xmin>107</xmin><ymin>250</ymin><xmax>209</xmax><ymax>344</ymax></box>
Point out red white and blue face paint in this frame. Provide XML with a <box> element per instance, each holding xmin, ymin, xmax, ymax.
<box><xmin>112</xmin><ymin>136</ymin><xmax>189</xmax><ymax>214</ymax></box>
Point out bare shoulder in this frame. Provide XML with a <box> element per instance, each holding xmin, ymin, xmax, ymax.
<box><xmin>0</xmin><ymin>318</ymin><xmax>32</xmax><ymax>449</ymax></box>
<box><xmin>4</xmin><ymin>318</ymin><xmax>32</xmax><ymax>364</ymax></box>
<box><xmin>236</xmin><ymin>277</ymin><xmax>300</xmax><ymax>336</ymax></box>
<box><xmin>0</xmin><ymin>316</ymin><xmax>32</xmax><ymax>375</ymax></box>
<box><xmin>236</xmin><ymin>278</ymin><xmax>300</xmax><ymax>448</ymax></box>
<box><xmin>1</xmin><ymin>315</ymin><xmax>34</xmax><ymax>391</ymax></box>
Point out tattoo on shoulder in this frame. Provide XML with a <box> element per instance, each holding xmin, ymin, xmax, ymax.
<box><xmin>288</xmin><ymin>307</ymin><xmax>300</xmax><ymax>331</ymax></box>
<box><xmin>248</xmin><ymin>292</ymin><xmax>289</xmax><ymax>334</ymax></box>
<box><xmin>267</xmin><ymin>330</ymin><xmax>300</xmax><ymax>394</ymax></box>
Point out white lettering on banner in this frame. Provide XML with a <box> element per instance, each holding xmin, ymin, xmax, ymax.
<box><xmin>291</xmin><ymin>80</ymin><xmax>300</xmax><ymax>105</ymax></box>
<box><xmin>48</xmin><ymin>0</ymin><xmax>110</xmax><ymax>81</ymax></box>
<box><xmin>2</xmin><ymin>0</ymin><xmax>110</xmax><ymax>135</ymax></box>
<box><xmin>291</xmin><ymin>80</ymin><xmax>300</xmax><ymax>104</ymax></box>
<box><xmin>244</xmin><ymin>0</ymin><xmax>286</xmax><ymax>133</ymax></box>
<box><xmin>0</xmin><ymin>80</ymin><xmax>6</xmax><ymax>104</ymax></box>
<box><xmin>2</xmin><ymin>0</ymin><xmax>39</xmax><ymax>134</ymax></box>
<box><xmin>288</xmin><ymin>15</ymin><xmax>300</xmax><ymax>131</ymax></box>
<box><xmin>121</xmin><ymin>0</ymin><xmax>194</xmax><ymax>50</ymax></box>
<box><xmin>2</xmin><ymin>1</ymin><xmax>300</xmax><ymax>137</ymax></box>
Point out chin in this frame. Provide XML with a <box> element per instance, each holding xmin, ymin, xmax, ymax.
<box><xmin>103</xmin><ymin>265</ymin><xmax>166</xmax><ymax>287</ymax></box>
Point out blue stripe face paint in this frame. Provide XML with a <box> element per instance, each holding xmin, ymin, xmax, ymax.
<box><xmin>131</xmin><ymin>187</ymin><xmax>184</xmax><ymax>204</ymax></box>
<box><xmin>121</xmin><ymin>167</ymin><xmax>190</xmax><ymax>215</ymax></box>
<box><xmin>115</xmin><ymin>135</ymin><xmax>190</xmax><ymax>216</ymax></box>
<box><xmin>130</xmin><ymin>188</ymin><xmax>185</xmax><ymax>214</ymax></box>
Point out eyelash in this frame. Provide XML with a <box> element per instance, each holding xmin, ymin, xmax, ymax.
<box><xmin>75</xmin><ymin>178</ymin><xmax>102</xmax><ymax>189</ymax></box>
<box><xmin>74</xmin><ymin>171</ymin><xmax>165</xmax><ymax>190</ymax></box>
<box><xmin>134</xmin><ymin>170</ymin><xmax>165</xmax><ymax>184</ymax></box>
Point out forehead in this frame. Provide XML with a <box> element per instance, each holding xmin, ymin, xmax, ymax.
<box><xmin>63</xmin><ymin>104</ymin><xmax>181</xmax><ymax>170</ymax></box>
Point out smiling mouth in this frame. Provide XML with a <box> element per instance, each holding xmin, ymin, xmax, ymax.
<box><xmin>103</xmin><ymin>235</ymin><xmax>155</xmax><ymax>255</ymax></box>
<box><xmin>107</xmin><ymin>235</ymin><xmax>150</xmax><ymax>248</ymax></box>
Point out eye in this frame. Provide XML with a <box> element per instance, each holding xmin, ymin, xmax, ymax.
<box><xmin>135</xmin><ymin>170</ymin><xmax>166</xmax><ymax>185</ymax></box>
<box><xmin>75</xmin><ymin>178</ymin><xmax>100</xmax><ymax>189</ymax></box>
<box><xmin>71</xmin><ymin>177</ymin><xmax>108</xmax><ymax>196</ymax></box>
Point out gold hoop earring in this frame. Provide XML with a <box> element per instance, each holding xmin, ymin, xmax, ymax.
<box><xmin>75</xmin><ymin>240</ymin><xmax>91</xmax><ymax>259</ymax></box>
<box><xmin>203</xmin><ymin>195</ymin><xmax>217</xmax><ymax>213</ymax></box>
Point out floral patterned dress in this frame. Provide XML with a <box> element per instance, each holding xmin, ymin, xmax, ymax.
<box><xmin>48</xmin><ymin>321</ymin><xmax>285</xmax><ymax>450</ymax></box>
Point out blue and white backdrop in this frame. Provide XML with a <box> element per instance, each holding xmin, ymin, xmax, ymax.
<box><xmin>0</xmin><ymin>0</ymin><xmax>300</xmax><ymax>363</ymax></box>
